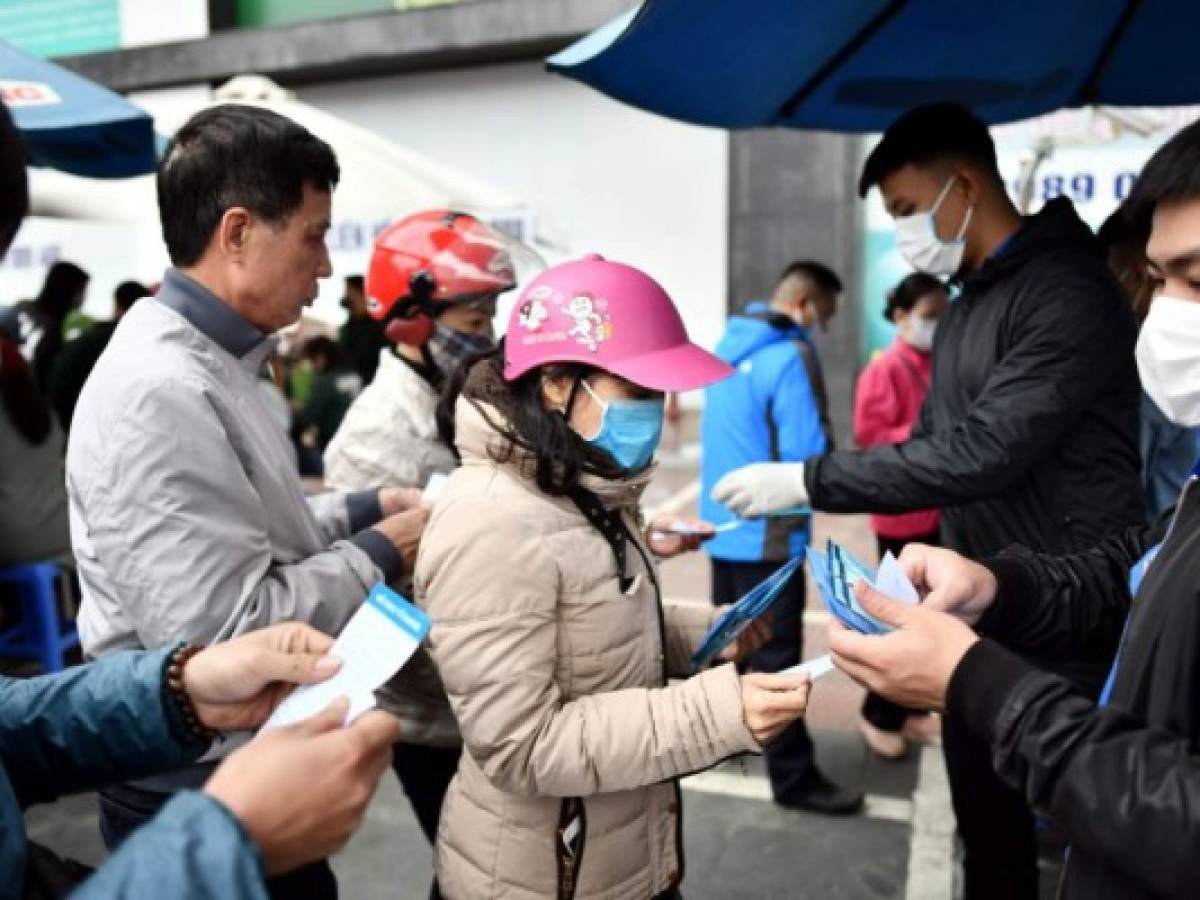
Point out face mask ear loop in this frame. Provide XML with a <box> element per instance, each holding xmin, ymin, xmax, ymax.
<box><xmin>578</xmin><ymin>378</ymin><xmax>609</xmax><ymax>441</ymax></box>
<box><xmin>955</xmin><ymin>203</ymin><xmax>974</xmax><ymax>242</ymax></box>
<box><xmin>930</xmin><ymin>175</ymin><xmax>958</xmax><ymax>216</ymax></box>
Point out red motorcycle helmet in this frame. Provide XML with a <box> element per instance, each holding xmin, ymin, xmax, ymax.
<box><xmin>366</xmin><ymin>209</ymin><xmax>517</xmax><ymax>346</ymax></box>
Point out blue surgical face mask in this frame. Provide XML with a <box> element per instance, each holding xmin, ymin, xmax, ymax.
<box><xmin>580</xmin><ymin>379</ymin><xmax>664</xmax><ymax>472</ymax></box>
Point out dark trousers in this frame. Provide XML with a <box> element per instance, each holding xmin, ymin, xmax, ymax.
<box><xmin>711</xmin><ymin>558</ymin><xmax>813</xmax><ymax>801</ymax></box>
<box><xmin>100</xmin><ymin>782</ymin><xmax>338</xmax><ymax>899</ymax></box>
<box><xmin>943</xmin><ymin>708</ymin><xmax>1039</xmax><ymax>900</ymax></box>
<box><xmin>391</xmin><ymin>742</ymin><xmax>461</xmax><ymax>845</ymax></box>
<box><xmin>860</xmin><ymin>530</ymin><xmax>940</xmax><ymax>733</ymax></box>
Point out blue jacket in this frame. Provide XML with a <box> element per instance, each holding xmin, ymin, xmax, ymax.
<box><xmin>700</xmin><ymin>303</ymin><xmax>829</xmax><ymax>562</ymax></box>
<box><xmin>0</xmin><ymin>647</ymin><xmax>267</xmax><ymax>900</ymax></box>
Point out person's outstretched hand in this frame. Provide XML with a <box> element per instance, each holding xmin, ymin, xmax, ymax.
<box><xmin>646</xmin><ymin>515</ymin><xmax>715</xmax><ymax>557</ymax></box>
<box><xmin>379</xmin><ymin>486</ymin><xmax>425</xmax><ymax>516</ymax></box>
<box><xmin>183</xmin><ymin>623</ymin><xmax>341</xmax><ymax>733</ymax></box>
<box><xmin>897</xmin><ymin>544</ymin><xmax>998</xmax><ymax>626</ymax></box>
<box><xmin>372</xmin><ymin>506</ymin><xmax>431</xmax><ymax>572</ymax></box>
<box><xmin>711</xmin><ymin>462</ymin><xmax>809</xmax><ymax>518</ymax></box>
<box><xmin>740</xmin><ymin>670</ymin><xmax>810</xmax><ymax>745</ymax></box>
<box><xmin>205</xmin><ymin>699</ymin><xmax>400</xmax><ymax>874</ymax></box>
<box><xmin>829</xmin><ymin>580</ymin><xmax>979</xmax><ymax>711</ymax></box>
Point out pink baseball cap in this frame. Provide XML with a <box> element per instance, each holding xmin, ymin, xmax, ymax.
<box><xmin>503</xmin><ymin>254</ymin><xmax>732</xmax><ymax>391</ymax></box>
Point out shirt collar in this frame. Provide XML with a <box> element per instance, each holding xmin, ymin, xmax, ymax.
<box><xmin>157</xmin><ymin>268</ymin><xmax>268</xmax><ymax>359</ymax></box>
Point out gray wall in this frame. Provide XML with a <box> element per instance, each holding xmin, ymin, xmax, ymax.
<box><xmin>728</xmin><ymin>129</ymin><xmax>865</xmax><ymax>447</ymax></box>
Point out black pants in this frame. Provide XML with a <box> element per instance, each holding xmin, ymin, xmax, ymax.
<box><xmin>711</xmin><ymin>558</ymin><xmax>813</xmax><ymax>801</ymax></box>
<box><xmin>860</xmin><ymin>530</ymin><xmax>940</xmax><ymax>733</ymax></box>
<box><xmin>391</xmin><ymin>742</ymin><xmax>461</xmax><ymax>845</ymax></box>
<box><xmin>943</xmin><ymin>708</ymin><xmax>1039</xmax><ymax>900</ymax></box>
<box><xmin>100</xmin><ymin>782</ymin><xmax>338</xmax><ymax>900</ymax></box>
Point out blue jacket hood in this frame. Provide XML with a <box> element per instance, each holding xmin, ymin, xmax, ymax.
<box><xmin>715</xmin><ymin>302</ymin><xmax>807</xmax><ymax>367</ymax></box>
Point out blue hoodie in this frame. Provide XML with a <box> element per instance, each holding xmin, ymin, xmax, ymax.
<box><xmin>699</xmin><ymin>303</ymin><xmax>829</xmax><ymax>562</ymax></box>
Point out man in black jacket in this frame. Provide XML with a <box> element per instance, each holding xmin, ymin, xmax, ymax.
<box><xmin>714</xmin><ymin>103</ymin><xmax>1145</xmax><ymax>899</ymax></box>
<box><xmin>829</xmin><ymin>116</ymin><xmax>1200</xmax><ymax>900</ymax></box>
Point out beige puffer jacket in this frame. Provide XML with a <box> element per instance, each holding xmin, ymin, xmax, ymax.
<box><xmin>414</xmin><ymin>397</ymin><xmax>760</xmax><ymax>900</ymax></box>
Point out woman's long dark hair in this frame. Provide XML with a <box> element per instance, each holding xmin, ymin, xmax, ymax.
<box><xmin>437</xmin><ymin>339</ymin><xmax>625</xmax><ymax>496</ymax></box>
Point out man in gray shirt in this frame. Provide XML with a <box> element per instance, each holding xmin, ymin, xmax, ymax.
<box><xmin>68</xmin><ymin>104</ymin><xmax>426</xmax><ymax>899</ymax></box>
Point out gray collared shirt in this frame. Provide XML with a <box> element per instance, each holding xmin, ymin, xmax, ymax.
<box><xmin>68</xmin><ymin>267</ymin><xmax>401</xmax><ymax>661</ymax></box>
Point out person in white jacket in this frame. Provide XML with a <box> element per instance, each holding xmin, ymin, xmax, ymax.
<box><xmin>324</xmin><ymin>210</ymin><xmax>516</xmax><ymax>492</ymax></box>
<box><xmin>322</xmin><ymin>210</ymin><xmax>518</xmax><ymax>849</ymax></box>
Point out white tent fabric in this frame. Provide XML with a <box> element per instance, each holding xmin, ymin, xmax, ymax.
<box><xmin>28</xmin><ymin>75</ymin><xmax>527</xmax><ymax>225</ymax></box>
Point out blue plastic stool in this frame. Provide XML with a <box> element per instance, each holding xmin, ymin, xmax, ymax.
<box><xmin>0</xmin><ymin>562</ymin><xmax>80</xmax><ymax>673</ymax></box>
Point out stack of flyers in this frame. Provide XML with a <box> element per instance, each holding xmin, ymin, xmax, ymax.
<box><xmin>690</xmin><ymin>552</ymin><xmax>806</xmax><ymax>671</ymax></box>
<box><xmin>809</xmin><ymin>540</ymin><xmax>919</xmax><ymax>635</ymax></box>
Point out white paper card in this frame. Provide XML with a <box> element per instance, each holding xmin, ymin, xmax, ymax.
<box><xmin>263</xmin><ymin>584</ymin><xmax>431</xmax><ymax>730</ymax></box>
<box><xmin>423</xmin><ymin>472</ymin><xmax>449</xmax><ymax>504</ymax></box>
<box><xmin>874</xmin><ymin>552</ymin><xmax>920</xmax><ymax>605</ymax></box>
<box><xmin>780</xmin><ymin>654</ymin><xmax>836</xmax><ymax>680</ymax></box>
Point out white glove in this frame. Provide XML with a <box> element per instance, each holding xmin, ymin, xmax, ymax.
<box><xmin>711</xmin><ymin>462</ymin><xmax>809</xmax><ymax>518</ymax></box>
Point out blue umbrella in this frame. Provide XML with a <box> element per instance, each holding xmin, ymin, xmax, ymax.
<box><xmin>548</xmin><ymin>0</ymin><xmax>1200</xmax><ymax>131</ymax></box>
<box><xmin>0</xmin><ymin>38</ymin><xmax>157</xmax><ymax>178</ymax></box>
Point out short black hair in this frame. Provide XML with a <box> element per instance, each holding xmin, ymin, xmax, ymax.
<box><xmin>0</xmin><ymin>100</ymin><xmax>29</xmax><ymax>257</ymax></box>
<box><xmin>114</xmin><ymin>280</ymin><xmax>151</xmax><ymax>312</ymax></box>
<box><xmin>36</xmin><ymin>261</ymin><xmax>89</xmax><ymax>320</ymax></box>
<box><xmin>345</xmin><ymin>274</ymin><xmax>364</xmax><ymax>291</ymax></box>
<box><xmin>157</xmin><ymin>104</ymin><xmax>340</xmax><ymax>267</ymax></box>
<box><xmin>859</xmin><ymin>102</ymin><xmax>1000</xmax><ymax>198</ymax></box>
<box><xmin>303</xmin><ymin>335</ymin><xmax>343</xmax><ymax>369</ymax></box>
<box><xmin>884</xmin><ymin>272</ymin><xmax>944</xmax><ymax>322</ymax></box>
<box><xmin>778</xmin><ymin>260</ymin><xmax>843</xmax><ymax>297</ymax></box>
<box><xmin>1125</xmin><ymin>119</ymin><xmax>1200</xmax><ymax>238</ymax></box>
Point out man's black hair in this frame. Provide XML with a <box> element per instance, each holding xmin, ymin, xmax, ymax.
<box><xmin>345</xmin><ymin>274</ymin><xmax>364</xmax><ymax>291</ymax></box>
<box><xmin>157</xmin><ymin>104</ymin><xmax>340</xmax><ymax>267</ymax></box>
<box><xmin>858</xmin><ymin>102</ymin><xmax>1001</xmax><ymax>198</ymax></box>
<box><xmin>114</xmin><ymin>280</ymin><xmax>151</xmax><ymax>312</ymax></box>
<box><xmin>0</xmin><ymin>100</ymin><xmax>28</xmax><ymax>256</ymax></box>
<box><xmin>884</xmin><ymin>272</ymin><xmax>944</xmax><ymax>322</ymax></box>
<box><xmin>36</xmin><ymin>261</ymin><xmax>89</xmax><ymax>320</ymax></box>
<box><xmin>1125</xmin><ymin>119</ymin><xmax>1200</xmax><ymax>238</ymax></box>
<box><xmin>778</xmin><ymin>260</ymin><xmax>843</xmax><ymax>297</ymax></box>
<box><xmin>303</xmin><ymin>335</ymin><xmax>343</xmax><ymax>369</ymax></box>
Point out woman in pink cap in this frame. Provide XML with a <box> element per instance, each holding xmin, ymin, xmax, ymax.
<box><xmin>415</xmin><ymin>255</ymin><xmax>811</xmax><ymax>900</ymax></box>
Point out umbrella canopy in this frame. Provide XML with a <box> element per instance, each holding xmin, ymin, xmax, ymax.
<box><xmin>28</xmin><ymin>76</ymin><xmax>525</xmax><ymax>225</ymax></box>
<box><xmin>0</xmin><ymin>38</ymin><xmax>157</xmax><ymax>177</ymax></box>
<box><xmin>548</xmin><ymin>0</ymin><xmax>1200</xmax><ymax>131</ymax></box>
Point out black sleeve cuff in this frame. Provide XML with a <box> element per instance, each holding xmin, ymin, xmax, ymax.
<box><xmin>804</xmin><ymin>454</ymin><xmax>824</xmax><ymax>505</ymax></box>
<box><xmin>977</xmin><ymin>553</ymin><xmax>1040</xmax><ymax>640</ymax></box>
<box><xmin>347</xmin><ymin>489</ymin><xmax>384</xmax><ymax>533</ymax></box>
<box><xmin>351</xmin><ymin>528</ymin><xmax>404</xmax><ymax>582</ymax></box>
<box><xmin>946</xmin><ymin>638</ymin><xmax>1039</xmax><ymax>744</ymax></box>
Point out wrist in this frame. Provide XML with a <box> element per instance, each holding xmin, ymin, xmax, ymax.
<box><xmin>166</xmin><ymin>644</ymin><xmax>218</xmax><ymax>745</ymax></box>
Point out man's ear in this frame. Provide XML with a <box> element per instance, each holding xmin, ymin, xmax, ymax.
<box><xmin>217</xmin><ymin>207</ymin><xmax>252</xmax><ymax>260</ymax></box>
<box><xmin>957</xmin><ymin>167</ymin><xmax>987</xmax><ymax>207</ymax></box>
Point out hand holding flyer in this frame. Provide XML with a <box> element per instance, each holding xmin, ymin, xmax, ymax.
<box><xmin>264</xmin><ymin>584</ymin><xmax>431</xmax><ymax>729</ymax></box>
<box><xmin>690</xmin><ymin>553</ymin><xmax>806</xmax><ymax>671</ymax></box>
<box><xmin>809</xmin><ymin>540</ymin><xmax>919</xmax><ymax>635</ymax></box>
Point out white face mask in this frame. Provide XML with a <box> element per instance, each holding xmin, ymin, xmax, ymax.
<box><xmin>903</xmin><ymin>316</ymin><xmax>938</xmax><ymax>352</ymax></box>
<box><xmin>1136</xmin><ymin>295</ymin><xmax>1200</xmax><ymax>427</ymax></box>
<box><xmin>894</xmin><ymin>176</ymin><xmax>973</xmax><ymax>279</ymax></box>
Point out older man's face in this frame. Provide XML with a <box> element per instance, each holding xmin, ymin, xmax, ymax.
<box><xmin>238</xmin><ymin>183</ymin><xmax>333</xmax><ymax>333</ymax></box>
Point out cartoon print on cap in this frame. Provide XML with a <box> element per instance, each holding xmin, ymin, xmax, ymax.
<box><xmin>564</xmin><ymin>294</ymin><xmax>611</xmax><ymax>352</ymax></box>
<box><xmin>518</xmin><ymin>297</ymin><xmax>549</xmax><ymax>332</ymax></box>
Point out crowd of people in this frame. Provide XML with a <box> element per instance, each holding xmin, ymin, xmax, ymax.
<box><xmin>1</xmin><ymin>80</ymin><xmax>1199</xmax><ymax>900</ymax></box>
